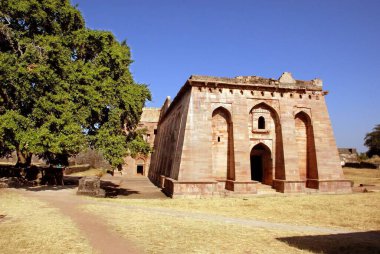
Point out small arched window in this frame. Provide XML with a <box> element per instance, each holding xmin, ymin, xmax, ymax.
<box><xmin>258</xmin><ymin>116</ymin><xmax>265</xmax><ymax>129</ymax></box>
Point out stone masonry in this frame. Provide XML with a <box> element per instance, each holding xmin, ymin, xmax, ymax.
<box><xmin>146</xmin><ymin>72</ymin><xmax>351</xmax><ymax>197</ymax></box>
<box><xmin>122</xmin><ymin>108</ymin><xmax>160</xmax><ymax>176</ymax></box>
<box><xmin>338</xmin><ymin>148</ymin><xmax>359</xmax><ymax>165</ymax></box>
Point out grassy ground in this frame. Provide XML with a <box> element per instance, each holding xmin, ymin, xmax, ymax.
<box><xmin>83</xmin><ymin>168</ymin><xmax>380</xmax><ymax>253</ymax></box>
<box><xmin>93</xmin><ymin>192</ymin><xmax>380</xmax><ymax>231</ymax></box>
<box><xmin>1</xmin><ymin>167</ymin><xmax>378</xmax><ymax>253</ymax></box>
<box><xmin>0</xmin><ymin>190</ymin><xmax>94</xmax><ymax>254</ymax></box>
<box><xmin>343</xmin><ymin>167</ymin><xmax>380</xmax><ymax>186</ymax></box>
<box><xmin>84</xmin><ymin>191</ymin><xmax>380</xmax><ymax>253</ymax></box>
<box><xmin>85</xmin><ymin>204</ymin><xmax>311</xmax><ymax>254</ymax></box>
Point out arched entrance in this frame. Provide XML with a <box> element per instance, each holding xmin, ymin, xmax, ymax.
<box><xmin>136</xmin><ymin>158</ymin><xmax>145</xmax><ymax>175</ymax></box>
<box><xmin>250</xmin><ymin>143</ymin><xmax>272</xmax><ymax>185</ymax></box>
<box><xmin>249</xmin><ymin>102</ymin><xmax>285</xmax><ymax>181</ymax></box>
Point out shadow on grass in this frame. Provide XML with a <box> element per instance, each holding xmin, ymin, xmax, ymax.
<box><xmin>277</xmin><ymin>230</ymin><xmax>380</xmax><ymax>254</ymax></box>
<box><xmin>100</xmin><ymin>180</ymin><xmax>140</xmax><ymax>198</ymax></box>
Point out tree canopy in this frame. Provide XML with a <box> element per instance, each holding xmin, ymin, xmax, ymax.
<box><xmin>364</xmin><ymin>124</ymin><xmax>380</xmax><ymax>157</ymax></box>
<box><xmin>0</xmin><ymin>0</ymin><xmax>151</xmax><ymax>168</ymax></box>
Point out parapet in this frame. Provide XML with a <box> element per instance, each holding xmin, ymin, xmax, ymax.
<box><xmin>189</xmin><ymin>72</ymin><xmax>323</xmax><ymax>91</ymax></box>
<box><xmin>140</xmin><ymin>107</ymin><xmax>161</xmax><ymax>123</ymax></box>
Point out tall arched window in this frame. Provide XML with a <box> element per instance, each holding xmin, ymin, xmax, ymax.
<box><xmin>258</xmin><ymin>116</ymin><xmax>265</xmax><ymax>129</ymax></box>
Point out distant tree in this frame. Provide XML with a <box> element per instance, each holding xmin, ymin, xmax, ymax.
<box><xmin>357</xmin><ymin>152</ymin><xmax>368</xmax><ymax>161</ymax></box>
<box><xmin>0</xmin><ymin>0</ymin><xmax>151</xmax><ymax>169</ymax></box>
<box><xmin>364</xmin><ymin>124</ymin><xmax>380</xmax><ymax>157</ymax></box>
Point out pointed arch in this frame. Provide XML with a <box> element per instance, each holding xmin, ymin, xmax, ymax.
<box><xmin>250</xmin><ymin>143</ymin><xmax>272</xmax><ymax>184</ymax></box>
<box><xmin>211</xmin><ymin>107</ymin><xmax>235</xmax><ymax>184</ymax></box>
<box><xmin>212</xmin><ymin>106</ymin><xmax>232</xmax><ymax>123</ymax></box>
<box><xmin>250</xmin><ymin>102</ymin><xmax>285</xmax><ymax>181</ymax></box>
<box><xmin>295</xmin><ymin>111</ymin><xmax>318</xmax><ymax>185</ymax></box>
<box><xmin>250</xmin><ymin>102</ymin><xmax>281</xmax><ymax>125</ymax></box>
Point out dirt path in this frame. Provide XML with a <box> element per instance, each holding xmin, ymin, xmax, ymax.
<box><xmin>21</xmin><ymin>188</ymin><xmax>140</xmax><ymax>254</ymax></box>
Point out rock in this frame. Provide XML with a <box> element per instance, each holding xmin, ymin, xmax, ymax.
<box><xmin>0</xmin><ymin>177</ymin><xmax>30</xmax><ymax>188</ymax></box>
<box><xmin>7</xmin><ymin>177</ymin><xmax>24</xmax><ymax>188</ymax></box>
<box><xmin>0</xmin><ymin>178</ymin><xmax>8</xmax><ymax>188</ymax></box>
<box><xmin>76</xmin><ymin>176</ymin><xmax>105</xmax><ymax>197</ymax></box>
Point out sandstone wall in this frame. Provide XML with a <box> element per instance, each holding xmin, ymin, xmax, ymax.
<box><xmin>148</xmin><ymin>91</ymin><xmax>191</xmax><ymax>184</ymax></box>
<box><xmin>149</xmin><ymin>74</ymin><xmax>351</xmax><ymax>196</ymax></box>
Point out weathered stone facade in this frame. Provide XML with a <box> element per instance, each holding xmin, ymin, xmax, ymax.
<box><xmin>122</xmin><ymin>108</ymin><xmax>160</xmax><ymax>176</ymax></box>
<box><xmin>147</xmin><ymin>72</ymin><xmax>351</xmax><ymax>197</ymax></box>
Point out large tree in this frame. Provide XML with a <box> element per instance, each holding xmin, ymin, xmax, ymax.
<box><xmin>364</xmin><ymin>124</ymin><xmax>380</xmax><ymax>158</ymax></box>
<box><xmin>0</xmin><ymin>0</ymin><xmax>151</xmax><ymax>168</ymax></box>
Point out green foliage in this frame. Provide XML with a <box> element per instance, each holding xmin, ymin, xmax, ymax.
<box><xmin>0</xmin><ymin>110</ymin><xmax>33</xmax><ymax>158</ymax></box>
<box><xmin>358</xmin><ymin>153</ymin><xmax>368</xmax><ymax>162</ymax></box>
<box><xmin>126</xmin><ymin>128</ymin><xmax>152</xmax><ymax>158</ymax></box>
<box><xmin>365</xmin><ymin>124</ymin><xmax>380</xmax><ymax>158</ymax></box>
<box><xmin>0</xmin><ymin>0</ymin><xmax>151</xmax><ymax>167</ymax></box>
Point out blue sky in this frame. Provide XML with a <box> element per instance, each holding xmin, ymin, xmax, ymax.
<box><xmin>71</xmin><ymin>0</ymin><xmax>380</xmax><ymax>152</ymax></box>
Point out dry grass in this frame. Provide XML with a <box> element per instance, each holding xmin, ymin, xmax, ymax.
<box><xmin>100</xmin><ymin>192</ymin><xmax>380</xmax><ymax>231</ymax></box>
<box><xmin>365</xmin><ymin>155</ymin><xmax>380</xmax><ymax>164</ymax></box>
<box><xmin>85</xmin><ymin>193</ymin><xmax>380</xmax><ymax>254</ymax></box>
<box><xmin>84</xmin><ymin>188</ymin><xmax>380</xmax><ymax>253</ymax></box>
<box><xmin>68</xmin><ymin>168</ymin><xmax>105</xmax><ymax>177</ymax></box>
<box><xmin>2</xmin><ymin>167</ymin><xmax>379</xmax><ymax>253</ymax></box>
<box><xmin>343</xmin><ymin>167</ymin><xmax>380</xmax><ymax>186</ymax></box>
<box><xmin>0</xmin><ymin>190</ymin><xmax>93</xmax><ymax>254</ymax></box>
<box><xmin>85</xmin><ymin>204</ymin><xmax>310</xmax><ymax>254</ymax></box>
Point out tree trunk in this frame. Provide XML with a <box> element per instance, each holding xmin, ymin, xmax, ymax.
<box><xmin>15</xmin><ymin>148</ymin><xmax>32</xmax><ymax>168</ymax></box>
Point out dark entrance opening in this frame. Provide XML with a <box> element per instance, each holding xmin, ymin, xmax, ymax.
<box><xmin>137</xmin><ymin>165</ymin><xmax>144</xmax><ymax>175</ymax></box>
<box><xmin>250</xmin><ymin>143</ymin><xmax>272</xmax><ymax>185</ymax></box>
<box><xmin>251</xmin><ymin>155</ymin><xmax>263</xmax><ymax>181</ymax></box>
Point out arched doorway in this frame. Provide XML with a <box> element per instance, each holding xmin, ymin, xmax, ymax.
<box><xmin>250</xmin><ymin>143</ymin><xmax>272</xmax><ymax>185</ymax></box>
<box><xmin>136</xmin><ymin>158</ymin><xmax>145</xmax><ymax>175</ymax></box>
<box><xmin>250</xmin><ymin>103</ymin><xmax>285</xmax><ymax>181</ymax></box>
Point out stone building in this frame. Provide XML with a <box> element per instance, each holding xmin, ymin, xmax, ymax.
<box><xmin>122</xmin><ymin>107</ymin><xmax>160</xmax><ymax>176</ymax></box>
<box><xmin>147</xmin><ymin>72</ymin><xmax>351</xmax><ymax>197</ymax></box>
<box><xmin>338</xmin><ymin>148</ymin><xmax>359</xmax><ymax>166</ymax></box>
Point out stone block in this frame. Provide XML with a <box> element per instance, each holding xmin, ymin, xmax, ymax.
<box><xmin>77</xmin><ymin>176</ymin><xmax>105</xmax><ymax>197</ymax></box>
<box><xmin>272</xmin><ymin>179</ymin><xmax>306</xmax><ymax>193</ymax></box>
